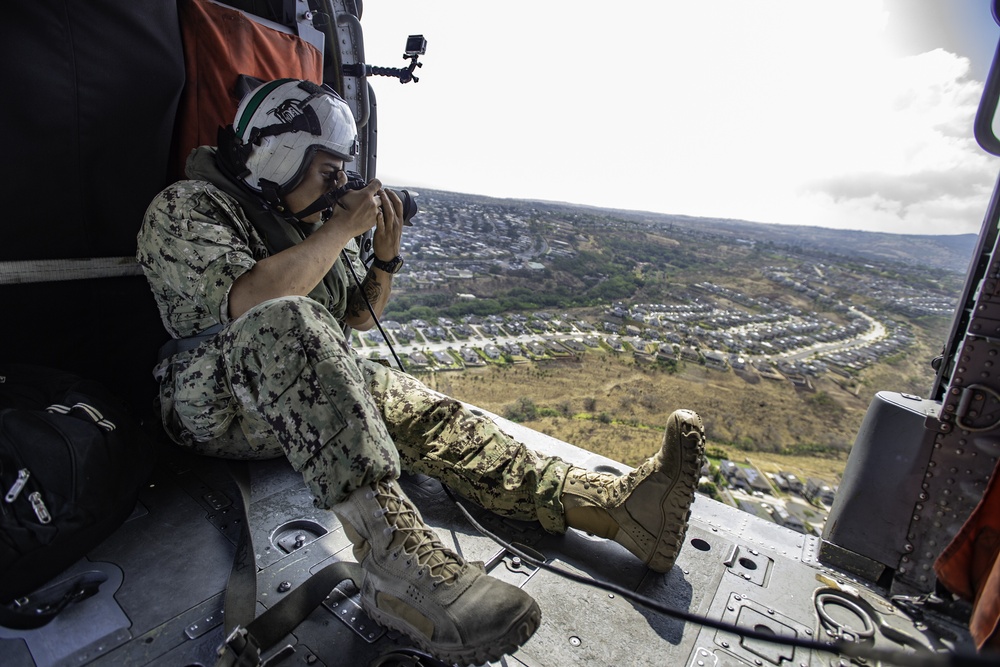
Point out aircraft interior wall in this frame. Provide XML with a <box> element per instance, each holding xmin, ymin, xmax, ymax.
<box><xmin>1</xmin><ymin>1</ymin><xmax>185</xmax><ymax>407</ymax></box>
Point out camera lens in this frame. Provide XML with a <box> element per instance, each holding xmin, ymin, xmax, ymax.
<box><xmin>400</xmin><ymin>190</ymin><xmax>418</xmax><ymax>225</ymax></box>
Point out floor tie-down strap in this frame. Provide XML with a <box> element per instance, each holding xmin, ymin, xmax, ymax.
<box><xmin>215</xmin><ymin>560</ymin><xmax>364</xmax><ymax>667</ymax></box>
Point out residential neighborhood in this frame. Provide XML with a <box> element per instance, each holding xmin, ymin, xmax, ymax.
<box><xmin>363</xmin><ymin>188</ymin><xmax>958</xmax><ymax>388</ymax></box>
<box><xmin>708</xmin><ymin>458</ymin><xmax>835</xmax><ymax>536</ymax></box>
<box><xmin>358</xmin><ymin>284</ymin><xmax>918</xmax><ymax>390</ymax></box>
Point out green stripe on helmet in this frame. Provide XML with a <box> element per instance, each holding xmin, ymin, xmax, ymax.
<box><xmin>235</xmin><ymin>78</ymin><xmax>298</xmax><ymax>138</ymax></box>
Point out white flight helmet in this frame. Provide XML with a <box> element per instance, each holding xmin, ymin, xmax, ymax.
<box><xmin>232</xmin><ymin>78</ymin><xmax>359</xmax><ymax>198</ymax></box>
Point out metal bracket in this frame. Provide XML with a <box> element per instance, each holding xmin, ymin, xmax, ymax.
<box><xmin>954</xmin><ymin>382</ymin><xmax>1000</xmax><ymax>431</ymax></box>
<box><xmin>724</xmin><ymin>545</ymin><xmax>772</xmax><ymax>587</ymax></box>
<box><xmin>483</xmin><ymin>543</ymin><xmax>544</xmax><ymax>589</ymax></box>
<box><xmin>323</xmin><ymin>583</ymin><xmax>385</xmax><ymax>643</ymax></box>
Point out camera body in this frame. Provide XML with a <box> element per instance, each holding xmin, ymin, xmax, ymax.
<box><xmin>405</xmin><ymin>34</ymin><xmax>427</xmax><ymax>58</ymax></box>
<box><xmin>343</xmin><ymin>170</ymin><xmax>418</xmax><ymax>225</ymax></box>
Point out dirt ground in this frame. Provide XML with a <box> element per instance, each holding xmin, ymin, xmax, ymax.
<box><xmin>430</xmin><ymin>342</ymin><xmax>937</xmax><ymax>482</ymax></box>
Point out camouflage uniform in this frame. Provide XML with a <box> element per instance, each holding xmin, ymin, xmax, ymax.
<box><xmin>137</xmin><ymin>148</ymin><xmax>568</xmax><ymax>531</ymax></box>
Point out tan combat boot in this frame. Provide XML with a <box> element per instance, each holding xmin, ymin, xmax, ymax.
<box><xmin>333</xmin><ymin>478</ymin><xmax>541</xmax><ymax>666</ymax></box>
<box><xmin>562</xmin><ymin>409</ymin><xmax>706</xmax><ymax>572</ymax></box>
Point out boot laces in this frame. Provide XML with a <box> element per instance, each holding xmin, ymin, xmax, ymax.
<box><xmin>373</xmin><ymin>481</ymin><xmax>463</xmax><ymax>585</ymax></box>
<box><xmin>567</xmin><ymin>469</ymin><xmax>625</xmax><ymax>500</ymax></box>
<box><xmin>567</xmin><ymin>468</ymin><xmax>641</xmax><ymax>501</ymax></box>
<box><xmin>570</xmin><ymin>469</ymin><xmax>608</xmax><ymax>489</ymax></box>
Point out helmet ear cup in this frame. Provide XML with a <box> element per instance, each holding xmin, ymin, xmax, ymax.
<box><xmin>232</xmin><ymin>79</ymin><xmax>359</xmax><ymax>196</ymax></box>
<box><xmin>216</xmin><ymin>125</ymin><xmax>253</xmax><ymax>182</ymax></box>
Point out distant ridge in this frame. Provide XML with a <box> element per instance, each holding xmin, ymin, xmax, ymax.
<box><xmin>663</xmin><ymin>217</ymin><xmax>978</xmax><ymax>274</ymax></box>
<box><xmin>392</xmin><ymin>186</ymin><xmax>978</xmax><ymax>274</ymax></box>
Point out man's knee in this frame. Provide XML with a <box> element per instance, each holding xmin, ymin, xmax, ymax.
<box><xmin>239</xmin><ymin>295</ymin><xmax>337</xmax><ymax>333</ymax></box>
<box><xmin>228</xmin><ymin>295</ymin><xmax>347</xmax><ymax>353</ymax></box>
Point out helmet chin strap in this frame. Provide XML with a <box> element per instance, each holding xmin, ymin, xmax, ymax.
<box><xmin>290</xmin><ymin>184</ymin><xmax>355</xmax><ymax>222</ymax></box>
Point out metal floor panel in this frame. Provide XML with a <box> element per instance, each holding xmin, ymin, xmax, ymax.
<box><xmin>0</xmin><ymin>418</ymin><xmax>977</xmax><ymax>667</ymax></box>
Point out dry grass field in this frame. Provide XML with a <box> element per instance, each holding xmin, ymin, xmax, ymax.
<box><xmin>430</xmin><ymin>329</ymin><xmax>943</xmax><ymax>484</ymax></box>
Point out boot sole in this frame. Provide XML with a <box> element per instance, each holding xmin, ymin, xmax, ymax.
<box><xmin>362</xmin><ymin>595</ymin><xmax>542</xmax><ymax>666</ymax></box>
<box><xmin>618</xmin><ymin>409</ymin><xmax>705</xmax><ymax>573</ymax></box>
<box><xmin>647</xmin><ymin>410</ymin><xmax>705</xmax><ymax>572</ymax></box>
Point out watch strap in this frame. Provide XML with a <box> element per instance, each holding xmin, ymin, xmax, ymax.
<box><xmin>371</xmin><ymin>255</ymin><xmax>404</xmax><ymax>274</ymax></box>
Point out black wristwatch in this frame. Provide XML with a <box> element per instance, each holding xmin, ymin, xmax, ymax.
<box><xmin>371</xmin><ymin>255</ymin><xmax>404</xmax><ymax>274</ymax></box>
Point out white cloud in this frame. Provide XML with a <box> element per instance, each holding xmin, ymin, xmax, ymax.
<box><xmin>361</xmin><ymin>1</ymin><xmax>996</xmax><ymax>235</ymax></box>
<box><xmin>797</xmin><ymin>49</ymin><xmax>992</xmax><ymax>234</ymax></box>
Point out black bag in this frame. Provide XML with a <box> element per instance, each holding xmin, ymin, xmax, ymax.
<box><xmin>0</xmin><ymin>365</ymin><xmax>154</xmax><ymax>608</ymax></box>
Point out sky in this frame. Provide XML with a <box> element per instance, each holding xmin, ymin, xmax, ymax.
<box><xmin>359</xmin><ymin>1</ymin><xmax>1000</xmax><ymax>236</ymax></box>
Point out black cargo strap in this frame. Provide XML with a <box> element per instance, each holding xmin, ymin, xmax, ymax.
<box><xmin>0</xmin><ymin>575</ymin><xmax>102</xmax><ymax>630</ymax></box>
<box><xmin>214</xmin><ymin>463</ymin><xmax>364</xmax><ymax>667</ymax></box>
<box><xmin>156</xmin><ymin>324</ymin><xmax>224</xmax><ymax>364</ymax></box>
<box><xmin>215</xmin><ymin>559</ymin><xmax>364</xmax><ymax>667</ymax></box>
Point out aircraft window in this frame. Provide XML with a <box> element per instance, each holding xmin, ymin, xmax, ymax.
<box><xmin>975</xmin><ymin>1</ymin><xmax>1000</xmax><ymax>154</ymax></box>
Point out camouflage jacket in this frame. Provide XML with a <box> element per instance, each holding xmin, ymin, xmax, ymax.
<box><xmin>137</xmin><ymin>146</ymin><xmax>364</xmax><ymax>340</ymax></box>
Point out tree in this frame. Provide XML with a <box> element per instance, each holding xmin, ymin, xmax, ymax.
<box><xmin>503</xmin><ymin>397</ymin><xmax>538</xmax><ymax>422</ymax></box>
<box><xmin>698</xmin><ymin>481</ymin><xmax>720</xmax><ymax>500</ymax></box>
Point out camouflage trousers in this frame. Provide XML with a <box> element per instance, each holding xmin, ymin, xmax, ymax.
<box><xmin>158</xmin><ymin>296</ymin><xmax>569</xmax><ymax>532</ymax></box>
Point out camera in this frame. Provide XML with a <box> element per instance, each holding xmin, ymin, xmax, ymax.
<box><xmin>405</xmin><ymin>34</ymin><xmax>427</xmax><ymax>58</ymax></box>
<box><xmin>344</xmin><ymin>170</ymin><xmax>418</xmax><ymax>225</ymax></box>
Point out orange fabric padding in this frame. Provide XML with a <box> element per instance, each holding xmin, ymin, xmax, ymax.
<box><xmin>934</xmin><ymin>458</ymin><xmax>1000</xmax><ymax>650</ymax></box>
<box><xmin>172</xmin><ymin>0</ymin><xmax>324</xmax><ymax>181</ymax></box>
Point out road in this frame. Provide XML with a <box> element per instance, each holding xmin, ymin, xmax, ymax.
<box><xmin>358</xmin><ymin>306</ymin><xmax>888</xmax><ymax>371</ymax></box>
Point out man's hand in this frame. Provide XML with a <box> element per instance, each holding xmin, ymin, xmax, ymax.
<box><xmin>330</xmin><ymin>179</ymin><xmax>384</xmax><ymax>238</ymax></box>
<box><xmin>372</xmin><ymin>188</ymin><xmax>404</xmax><ymax>263</ymax></box>
<box><xmin>343</xmin><ymin>186</ymin><xmax>404</xmax><ymax>329</ymax></box>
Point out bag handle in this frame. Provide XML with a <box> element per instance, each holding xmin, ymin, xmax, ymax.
<box><xmin>0</xmin><ymin>573</ymin><xmax>105</xmax><ymax>630</ymax></box>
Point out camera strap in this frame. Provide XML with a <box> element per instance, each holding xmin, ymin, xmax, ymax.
<box><xmin>291</xmin><ymin>186</ymin><xmax>351</xmax><ymax>222</ymax></box>
<box><xmin>341</xmin><ymin>249</ymin><xmax>405</xmax><ymax>372</ymax></box>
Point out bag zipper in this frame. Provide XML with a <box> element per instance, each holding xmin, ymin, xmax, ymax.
<box><xmin>10</xmin><ymin>410</ymin><xmax>79</xmax><ymax>518</ymax></box>
<box><xmin>5</xmin><ymin>468</ymin><xmax>29</xmax><ymax>503</ymax></box>
<box><xmin>3</xmin><ymin>467</ymin><xmax>51</xmax><ymax>524</ymax></box>
<box><xmin>28</xmin><ymin>491</ymin><xmax>52</xmax><ymax>524</ymax></box>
